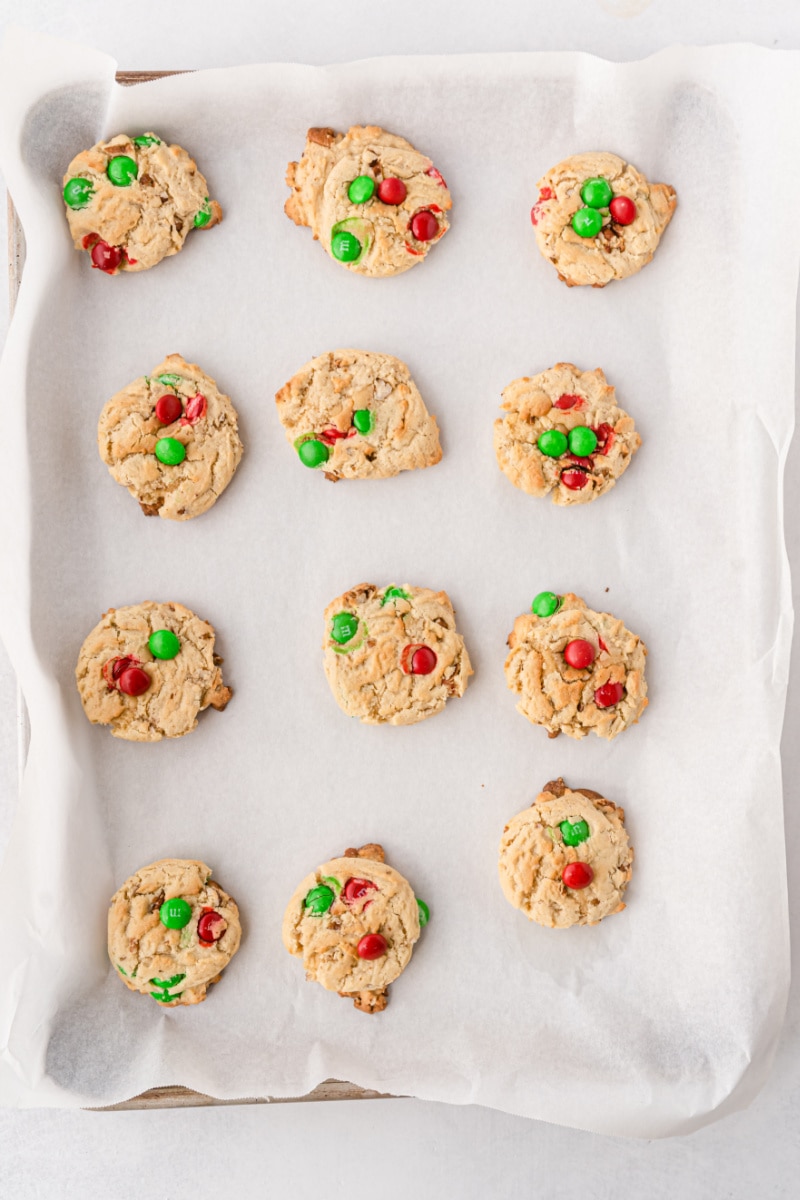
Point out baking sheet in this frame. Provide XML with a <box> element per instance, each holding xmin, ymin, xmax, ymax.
<box><xmin>0</xmin><ymin>27</ymin><xmax>798</xmax><ymax>1136</ymax></box>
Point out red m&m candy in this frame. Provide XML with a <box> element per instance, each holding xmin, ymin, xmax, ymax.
<box><xmin>410</xmin><ymin>210</ymin><xmax>438</xmax><ymax>241</ymax></box>
<box><xmin>609</xmin><ymin>196</ymin><xmax>636</xmax><ymax>225</ymax></box>
<box><xmin>595</xmin><ymin>681</ymin><xmax>624</xmax><ymax>708</ymax></box>
<box><xmin>182</xmin><ymin>394</ymin><xmax>207</xmax><ymax>425</ymax></box>
<box><xmin>118</xmin><ymin>666</ymin><xmax>151</xmax><ymax>696</ymax></box>
<box><xmin>377</xmin><ymin>177</ymin><xmax>407</xmax><ymax>205</ymax></box>
<box><xmin>90</xmin><ymin>240</ymin><xmax>122</xmax><ymax>272</ymax></box>
<box><xmin>562</xmin><ymin>862</ymin><xmax>593</xmax><ymax>890</ymax></box>
<box><xmin>400</xmin><ymin>644</ymin><xmax>438</xmax><ymax>675</ymax></box>
<box><xmin>155</xmin><ymin>394</ymin><xmax>182</xmax><ymax>425</ymax></box>
<box><xmin>554</xmin><ymin>394</ymin><xmax>582</xmax><ymax>410</ymax></box>
<box><xmin>357</xmin><ymin>933</ymin><xmax>388</xmax><ymax>960</ymax></box>
<box><xmin>343</xmin><ymin>878</ymin><xmax>377</xmax><ymax>905</ymax></box>
<box><xmin>560</xmin><ymin>469</ymin><xmax>590</xmax><ymax>491</ymax></box>
<box><xmin>564</xmin><ymin>639</ymin><xmax>595</xmax><ymax>669</ymax></box>
<box><xmin>197</xmin><ymin>910</ymin><xmax>227</xmax><ymax>944</ymax></box>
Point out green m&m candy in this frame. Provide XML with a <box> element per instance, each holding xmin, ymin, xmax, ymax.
<box><xmin>352</xmin><ymin>409</ymin><xmax>374</xmax><ymax>435</ymax></box>
<box><xmin>150</xmin><ymin>972</ymin><xmax>186</xmax><ymax>1002</ymax></box>
<box><xmin>133</xmin><ymin>134</ymin><xmax>161</xmax><ymax>147</ymax></box>
<box><xmin>159</xmin><ymin>898</ymin><xmax>192</xmax><ymax>930</ymax></box>
<box><xmin>417</xmin><ymin>899</ymin><xmax>430</xmax><ymax>927</ymax></box>
<box><xmin>304</xmin><ymin>885</ymin><xmax>335</xmax><ymax>916</ymax></box>
<box><xmin>580</xmin><ymin>177</ymin><xmax>612</xmax><ymax>209</ymax></box>
<box><xmin>155</xmin><ymin>437</ymin><xmax>186</xmax><ymax>465</ymax></box>
<box><xmin>331</xmin><ymin>230</ymin><xmax>362</xmax><ymax>262</ymax></box>
<box><xmin>156</xmin><ymin>373</ymin><xmax>183</xmax><ymax>388</ymax></box>
<box><xmin>148</xmin><ymin>629</ymin><xmax>181</xmax><ymax>660</ymax></box>
<box><xmin>571</xmin><ymin>208</ymin><xmax>603</xmax><ymax>238</ymax></box>
<box><xmin>107</xmin><ymin>155</ymin><xmax>138</xmax><ymax>187</ymax></box>
<box><xmin>537</xmin><ymin>429</ymin><xmax>568</xmax><ymax>458</ymax></box>
<box><xmin>194</xmin><ymin>198</ymin><xmax>212</xmax><ymax>228</ymax></box>
<box><xmin>63</xmin><ymin>177</ymin><xmax>94</xmax><ymax>209</ymax></box>
<box><xmin>532</xmin><ymin>591</ymin><xmax>561</xmax><ymax>618</ymax></box>
<box><xmin>560</xmin><ymin>818</ymin><xmax>590</xmax><ymax>846</ymax></box>
<box><xmin>568</xmin><ymin>426</ymin><xmax>598</xmax><ymax>456</ymax></box>
<box><xmin>381</xmin><ymin>586</ymin><xmax>410</xmax><ymax>606</ymax></box>
<box><xmin>297</xmin><ymin>438</ymin><xmax>329</xmax><ymax>468</ymax></box>
<box><xmin>348</xmin><ymin>175</ymin><xmax>376</xmax><ymax>204</ymax></box>
<box><xmin>331</xmin><ymin>612</ymin><xmax>359</xmax><ymax>644</ymax></box>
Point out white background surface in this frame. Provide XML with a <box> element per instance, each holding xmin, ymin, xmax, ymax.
<box><xmin>1</xmin><ymin>1</ymin><xmax>799</xmax><ymax>1196</ymax></box>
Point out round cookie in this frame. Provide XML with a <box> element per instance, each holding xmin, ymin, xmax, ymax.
<box><xmin>275</xmin><ymin>349</ymin><xmax>441</xmax><ymax>481</ymax></box>
<box><xmin>494</xmin><ymin>363</ymin><xmax>640</xmax><ymax>503</ymax></box>
<box><xmin>530</xmin><ymin>152</ymin><xmax>676</xmax><ymax>287</ymax></box>
<box><xmin>504</xmin><ymin>592</ymin><xmax>647</xmax><ymax>740</ymax></box>
<box><xmin>108</xmin><ymin>859</ymin><xmax>241</xmax><ymax>1005</ymax></box>
<box><xmin>62</xmin><ymin>132</ymin><xmax>221</xmax><ymax>274</ymax></box>
<box><xmin>323</xmin><ymin>583</ymin><xmax>472</xmax><ymax>726</ymax></box>
<box><xmin>98</xmin><ymin>353</ymin><xmax>243</xmax><ymax>520</ymax></box>
<box><xmin>282</xmin><ymin>843</ymin><xmax>428</xmax><ymax>1013</ymax></box>
<box><xmin>76</xmin><ymin>601</ymin><xmax>232</xmax><ymax>742</ymax></box>
<box><xmin>284</xmin><ymin>125</ymin><xmax>451</xmax><ymax>277</ymax></box>
<box><xmin>498</xmin><ymin>779</ymin><xmax>633</xmax><ymax>928</ymax></box>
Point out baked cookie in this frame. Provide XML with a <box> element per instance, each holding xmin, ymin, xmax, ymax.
<box><xmin>494</xmin><ymin>363</ymin><xmax>640</xmax><ymax>503</ymax></box>
<box><xmin>530</xmin><ymin>153</ymin><xmax>676</xmax><ymax>287</ymax></box>
<box><xmin>498</xmin><ymin>779</ymin><xmax>633</xmax><ymax>928</ymax></box>
<box><xmin>62</xmin><ymin>132</ymin><xmax>221</xmax><ymax>274</ymax></box>
<box><xmin>275</xmin><ymin>349</ymin><xmax>441</xmax><ymax>480</ymax></box>
<box><xmin>282</xmin><ymin>843</ymin><xmax>428</xmax><ymax>1013</ymax></box>
<box><xmin>76</xmin><ymin>601</ymin><xmax>231</xmax><ymax>742</ymax></box>
<box><xmin>285</xmin><ymin>125</ymin><xmax>451</xmax><ymax>277</ymax></box>
<box><xmin>108</xmin><ymin>859</ymin><xmax>241</xmax><ymax>1005</ymax></box>
<box><xmin>323</xmin><ymin>583</ymin><xmax>472</xmax><ymax>725</ymax></box>
<box><xmin>504</xmin><ymin>592</ymin><xmax>647</xmax><ymax>739</ymax></box>
<box><xmin>98</xmin><ymin>353</ymin><xmax>243</xmax><ymax>520</ymax></box>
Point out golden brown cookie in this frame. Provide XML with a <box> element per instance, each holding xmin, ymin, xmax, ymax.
<box><xmin>494</xmin><ymin>363</ymin><xmax>640</xmax><ymax>503</ymax></box>
<box><xmin>98</xmin><ymin>353</ymin><xmax>243</xmax><ymax>520</ymax></box>
<box><xmin>323</xmin><ymin>583</ymin><xmax>472</xmax><ymax>726</ymax></box>
<box><xmin>108</xmin><ymin>859</ymin><xmax>241</xmax><ymax>1005</ymax></box>
<box><xmin>531</xmin><ymin>152</ymin><xmax>676</xmax><ymax>287</ymax></box>
<box><xmin>285</xmin><ymin>125</ymin><xmax>451</xmax><ymax>277</ymax></box>
<box><xmin>504</xmin><ymin>592</ymin><xmax>647</xmax><ymax>740</ymax></box>
<box><xmin>499</xmin><ymin>779</ymin><xmax>633</xmax><ymax>928</ymax></box>
<box><xmin>75</xmin><ymin>601</ymin><xmax>231</xmax><ymax>742</ymax></box>
<box><xmin>282</xmin><ymin>844</ymin><xmax>429</xmax><ymax>1013</ymax></box>
<box><xmin>275</xmin><ymin>348</ymin><xmax>442</xmax><ymax>480</ymax></box>
<box><xmin>62</xmin><ymin>132</ymin><xmax>221</xmax><ymax>274</ymax></box>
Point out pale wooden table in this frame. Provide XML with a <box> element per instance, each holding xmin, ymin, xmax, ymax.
<box><xmin>7</xmin><ymin>67</ymin><xmax>394</xmax><ymax>1113</ymax></box>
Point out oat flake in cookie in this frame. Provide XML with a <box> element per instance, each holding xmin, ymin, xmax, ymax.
<box><xmin>531</xmin><ymin>152</ymin><xmax>676</xmax><ymax>287</ymax></box>
<box><xmin>504</xmin><ymin>592</ymin><xmax>647</xmax><ymax>740</ymax></box>
<box><xmin>283</xmin><ymin>844</ymin><xmax>428</xmax><ymax>1013</ymax></box>
<box><xmin>109</xmin><ymin>859</ymin><xmax>241</xmax><ymax>1006</ymax></box>
<box><xmin>285</xmin><ymin>125</ymin><xmax>451</xmax><ymax>277</ymax></box>
<box><xmin>498</xmin><ymin>779</ymin><xmax>633</xmax><ymax>928</ymax></box>
<box><xmin>98</xmin><ymin>353</ymin><xmax>243</xmax><ymax>520</ymax></box>
<box><xmin>323</xmin><ymin>584</ymin><xmax>472</xmax><ymax>726</ymax></box>
<box><xmin>276</xmin><ymin>349</ymin><xmax>441</xmax><ymax>480</ymax></box>
<box><xmin>494</xmin><ymin>363</ymin><xmax>640</xmax><ymax>503</ymax></box>
<box><xmin>62</xmin><ymin>132</ymin><xmax>221</xmax><ymax>274</ymax></box>
<box><xmin>76</xmin><ymin>601</ymin><xmax>231</xmax><ymax>742</ymax></box>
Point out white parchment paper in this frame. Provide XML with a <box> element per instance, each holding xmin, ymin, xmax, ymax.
<box><xmin>0</xmin><ymin>27</ymin><xmax>798</xmax><ymax>1136</ymax></box>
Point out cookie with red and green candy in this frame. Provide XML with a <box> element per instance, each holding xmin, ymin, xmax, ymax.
<box><xmin>98</xmin><ymin>353</ymin><xmax>243</xmax><ymax>520</ymax></box>
<box><xmin>504</xmin><ymin>592</ymin><xmax>648</xmax><ymax>740</ymax></box>
<box><xmin>531</xmin><ymin>152</ymin><xmax>676</xmax><ymax>287</ymax></box>
<box><xmin>75</xmin><ymin>601</ymin><xmax>231</xmax><ymax>742</ymax></box>
<box><xmin>494</xmin><ymin>362</ymin><xmax>640</xmax><ymax>503</ymax></box>
<box><xmin>62</xmin><ymin>132</ymin><xmax>221</xmax><ymax>274</ymax></box>
<box><xmin>109</xmin><ymin>859</ymin><xmax>241</xmax><ymax>1006</ymax></box>
<box><xmin>275</xmin><ymin>348</ymin><xmax>441</xmax><ymax>480</ymax></box>
<box><xmin>498</xmin><ymin>778</ymin><xmax>633</xmax><ymax>929</ymax></box>
<box><xmin>323</xmin><ymin>583</ymin><xmax>473</xmax><ymax>726</ymax></box>
<box><xmin>283</xmin><ymin>843</ymin><xmax>429</xmax><ymax>1014</ymax></box>
<box><xmin>285</xmin><ymin>125</ymin><xmax>450</xmax><ymax>277</ymax></box>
